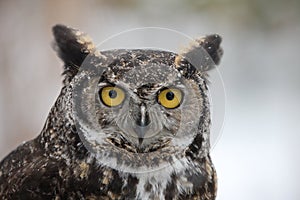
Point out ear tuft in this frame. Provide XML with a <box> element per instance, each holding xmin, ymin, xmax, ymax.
<box><xmin>52</xmin><ymin>24</ymin><xmax>96</xmax><ymax>84</ymax></box>
<box><xmin>177</xmin><ymin>34</ymin><xmax>223</xmax><ymax>72</ymax></box>
<box><xmin>196</xmin><ymin>34</ymin><xmax>223</xmax><ymax>65</ymax></box>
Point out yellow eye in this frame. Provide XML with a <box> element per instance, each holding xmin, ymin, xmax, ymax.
<box><xmin>100</xmin><ymin>86</ymin><xmax>125</xmax><ymax>107</ymax></box>
<box><xmin>158</xmin><ymin>88</ymin><xmax>182</xmax><ymax>109</ymax></box>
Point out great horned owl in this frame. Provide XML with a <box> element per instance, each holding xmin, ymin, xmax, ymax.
<box><xmin>0</xmin><ymin>25</ymin><xmax>223</xmax><ymax>200</ymax></box>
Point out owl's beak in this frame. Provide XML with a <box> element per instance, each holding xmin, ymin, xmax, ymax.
<box><xmin>134</xmin><ymin>103</ymin><xmax>150</xmax><ymax>146</ymax></box>
<box><xmin>135</xmin><ymin>126</ymin><xmax>147</xmax><ymax>146</ymax></box>
<box><xmin>138</xmin><ymin>138</ymin><xmax>144</xmax><ymax>146</ymax></box>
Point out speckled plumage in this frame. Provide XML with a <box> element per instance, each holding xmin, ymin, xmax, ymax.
<box><xmin>0</xmin><ymin>25</ymin><xmax>223</xmax><ymax>200</ymax></box>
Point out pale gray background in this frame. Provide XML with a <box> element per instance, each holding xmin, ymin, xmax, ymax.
<box><xmin>0</xmin><ymin>0</ymin><xmax>299</xmax><ymax>199</ymax></box>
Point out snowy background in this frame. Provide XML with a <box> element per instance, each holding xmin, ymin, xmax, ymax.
<box><xmin>0</xmin><ymin>0</ymin><xmax>300</xmax><ymax>199</ymax></box>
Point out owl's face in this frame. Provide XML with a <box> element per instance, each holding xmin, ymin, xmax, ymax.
<box><xmin>52</xmin><ymin>25</ymin><xmax>222</xmax><ymax>172</ymax></box>
<box><xmin>72</xmin><ymin>50</ymin><xmax>207</xmax><ymax>172</ymax></box>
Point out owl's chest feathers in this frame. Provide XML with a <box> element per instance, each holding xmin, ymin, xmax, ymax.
<box><xmin>120</xmin><ymin>157</ymin><xmax>205</xmax><ymax>200</ymax></box>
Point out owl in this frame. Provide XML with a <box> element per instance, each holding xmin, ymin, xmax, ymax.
<box><xmin>0</xmin><ymin>25</ymin><xmax>223</xmax><ymax>200</ymax></box>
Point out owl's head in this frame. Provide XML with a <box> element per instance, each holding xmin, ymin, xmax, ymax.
<box><xmin>52</xmin><ymin>25</ymin><xmax>223</xmax><ymax>172</ymax></box>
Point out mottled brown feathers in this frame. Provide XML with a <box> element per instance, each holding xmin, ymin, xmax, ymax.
<box><xmin>0</xmin><ymin>24</ymin><xmax>223</xmax><ymax>200</ymax></box>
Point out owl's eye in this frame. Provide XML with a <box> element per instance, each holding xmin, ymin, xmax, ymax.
<box><xmin>100</xmin><ymin>86</ymin><xmax>125</xmax><ymax>107</ymax></box>
<box><xmin>157</xmin><ymin>88</ymin><xmax>182</xmax><ymax>109</ymax></box>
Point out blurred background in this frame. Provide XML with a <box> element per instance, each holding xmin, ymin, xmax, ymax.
<box><xmin>0</xmin><ymin>0</ymin><xmax>300</xmax><ymax>199</ymax></box>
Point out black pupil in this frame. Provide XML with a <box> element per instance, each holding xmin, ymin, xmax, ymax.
<box><xmin>109</xmin><ymin>90</ymin><xmax>117</xmax><ymax>99</ymax></box>
<box><xmin>166</xmin><ymin>91</ymin><xmax>175</xmax><ymax>100</ymax></box>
